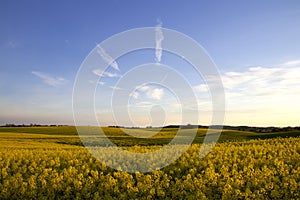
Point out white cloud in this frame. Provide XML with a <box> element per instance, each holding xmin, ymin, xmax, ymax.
<box><xmin>190</xmin><ymin>60</ymin><xmax>300</xmax><ymax>126</ymax></box>
<box><xmin>155</xmin><ymin>19</ymin><xmax>164</xmax><ymax>63</ymax></box>
<box><xmin>220</xmin><ymin>62</ymin><xmax>300</xmax><ymax>125</ymax></box>
<box><xmin>129</xmin><ymin>91</ymin><xmax>139</xmax><ymax>99</ymax></box>
<box><xmin>283</xmin><ymin>60</ymin><xmax>300</xmax><ymax>66</ymax></box>
<box><xmin>222</xmin><ymin>64</ymin><xmax>300</xmax><ymax>96</ymax></box>
<box><xmin>147</xmin><ymin>88</ymin><xmax>164</xmax><ymax>100</ymax></box>
<box><xmin>132</xmin><ymin>84</ymin><xmax>164</xmax><ymax>100</ymax></box>
<box><xmin>32</xmin><ymin>71</ymin><xmax>66</xmax><ymax>86</ymax></box>
<box><xmin>96</xmin><ymin>45</ymin><xmax>119</xmax><ymax>71</ymax></box>
<box><xmin>92</xmin><ymin>69</ymin><xmax>121</xmax><ymax>78</ymax></box>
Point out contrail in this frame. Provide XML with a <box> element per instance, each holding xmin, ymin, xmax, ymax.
<box><xmin>96</xmin><ymin>44</ymin><xmax>120</xmax><ymax>71</ymax></box>
<box><xmin>160</xmin><ymin>72</ymin><xmax>168</xmax><ymax>83</ymax></box>
<box><xmin>155</xmin><ymin>20</ymin><xmax>164</xmax><ymax>63</ymax></box>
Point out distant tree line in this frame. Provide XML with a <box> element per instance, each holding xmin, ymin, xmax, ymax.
<box><xmin>1</xmin><ymin>123</ymin><xmax>68</xmax><ymax>127</ymax></box>
<box><xmin>163</xmin><ymin>124</ymin><xmax>300</xmax><ymax>133</ymax></box>
<box><xmin>2</xmin><ymin>123</ymin><xmax>300</xmax><ymax>133</ymax></box>
<box><xmin>108</xmin><ymin>125</ymin><xmax>125</xmax><ymax>128</ymax></box>
<box><xmin>221</xmin><ymin>125</ymin><xmax>300</xmax><ymax>133</ymax></box>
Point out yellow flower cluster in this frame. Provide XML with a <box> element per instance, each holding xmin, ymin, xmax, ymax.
<box><xmin>0</xmin><ymin>137</ymin><xmax>299</xmax><ymax>199</ymax></box>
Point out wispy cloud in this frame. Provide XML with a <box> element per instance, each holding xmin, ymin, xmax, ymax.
<box><xmin>88</xmin><ymin>80</ymin><xmax>105</xmax><ymax>85</ymax></box>
<box><xmin>32</xmin><ymin>71</ymin><xmax>66</xmax><ymax>86</ymax></box>
<box><xmin>110</xmin><ymin>86</ymin><xmax>123</xmax><ymax>90</ymax></box>
<box><xmin>194</xmin><ymin>84</ymin><xmax>208</xmax><ymax>92</ymax></box>
<box><xmin>92</xmin><ymin>69</ymin><xmax>121</xmax><ymax>78</ymax></box>
<box><xmin>133</xmin><ymin>101</ymin><xmax>154</xmax><ymax>108</ymax></box>
<box><xmin>223</xmin><ymin>62</ymin><xmax>300</xmax><ymax>126</ymax></box>
<box><xmin>283</xmin><ymin>60</ymin><xmax>300</xmax><ymax>66</ymax></box>
<box><xmin>190</xmin><ymin>60</ymin><xmax>300</xmax><ymax>125</ymax></box>
<box><xmin>194</xmin><ymin>60</ymin><xmax>300</xmax><ymax>97</ymax></box>
<box><xmin>96</xmin><ymin>44</ymin><xmax>119</xmax><ymax>71</ymax></box>
<box><xmin>222</xmin><ymin>62</ymin><xmax>300</xmax><ymax>97</ymax></box>
<box><xmin>137</xmin><ymin>85</ymin><xmax>150</xmax><ymax>92</ymax></box>
<box><xmin>155</xmin><ymin>19</ymin><xmax>164</xmax><ymax>63</ymax></box>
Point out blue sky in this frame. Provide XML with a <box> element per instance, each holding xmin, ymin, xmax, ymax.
<box><xmin>1</xmin><ymin>0</ymin><xmax>300</xmax><ymax>126</ymax></box>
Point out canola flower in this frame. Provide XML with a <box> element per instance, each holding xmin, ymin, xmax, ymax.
<box><xmin>0</xmin><ymin>137</ymin><xmax>299</xmax><ymax>199</ymax></box>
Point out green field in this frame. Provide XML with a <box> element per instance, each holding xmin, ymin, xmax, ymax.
<box><xmin>0</xmin><ymin>127</ymin><xmax>299</xmax><ymax>199</ymax></box>
<box><xmin>0</xmin><ymin>126</ymin><xmax>299</xmax><ymax>147</ymax></box>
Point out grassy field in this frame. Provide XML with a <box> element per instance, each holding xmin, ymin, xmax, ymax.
<box><xmin>0</xmin><ymin>126</ymin><xmax>299</xmax><ymax>147</ymax></box>
<box><xmin>0</xmin><ymin>126</ymin><xmax>299</xmax><ymax>199</ymax></box>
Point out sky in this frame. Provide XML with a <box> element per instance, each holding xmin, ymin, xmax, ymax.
<box><xmin>1</xmin><ymin>0</ymin><xmax>300</xmax><ymax>127</ymax></box>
